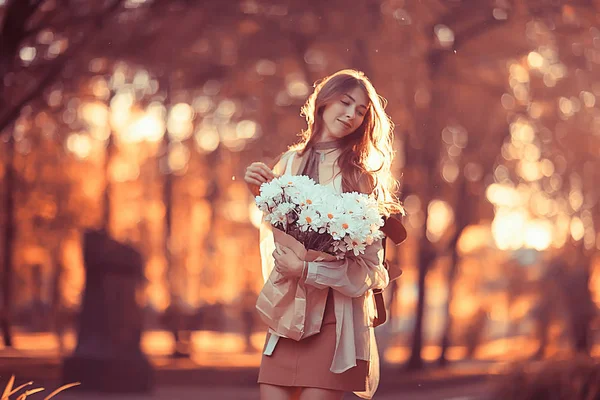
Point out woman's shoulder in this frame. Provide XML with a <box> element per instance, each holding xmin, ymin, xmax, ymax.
<box><xmin>282</xmin><ymin>148</ymin><xmax>299</xmax><ymax>159</ymax></box>
<box><xmin>273</xmin><ymin>148</ymin><xmax>300</xmax><ymax>175</ymax></box>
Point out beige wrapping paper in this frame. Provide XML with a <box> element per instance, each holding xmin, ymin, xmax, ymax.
<box><xmin>255</xmin><ymin>227</ymin><xmax>337</xmax><ymax>341</ymax></box>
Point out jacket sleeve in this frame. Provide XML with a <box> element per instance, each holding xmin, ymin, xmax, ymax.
<box><xmin>303</xmin><ymin>239</ymin><xmax>389</xmax><ymax>298</ymax></box>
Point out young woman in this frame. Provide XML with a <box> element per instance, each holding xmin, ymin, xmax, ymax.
<box><xmin>244</xmin><ymin>69</ymin><xmax>404</xmax><ymax>400</ymax></box>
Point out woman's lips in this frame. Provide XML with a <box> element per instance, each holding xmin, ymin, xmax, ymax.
<box><xmin>338</xmin><ymin>119</ymin><xmax>352</xmax><ymax>129</ymax></box>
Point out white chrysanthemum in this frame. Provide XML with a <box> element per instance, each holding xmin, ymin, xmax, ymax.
<box><xmin>328</xmin><ymin>214</ymin><xmax>354</xmax><ymax>240</ymax></box>
<box><xmin>364</xmin><ymin>200</ymin><xmax>382</xmax><ymax>221</ymax></box>
<box><xmin>320</xmin><ymin>199</ymin><xmax>343</xmax><ymax>225</ymax></box>
<box><xmin>267</xmin><ymin>202</ymin><xmax>296</xmax><ymax>227</ymax></box>
<box><xmin>354</xmin><ymin>193</ymin><xmax>371</xmax><ymax>207</ymax></box>
<box><xmin>259</xmin><ymin>181</ymin><xmax>284</xmax><ymax>205</ymax></box>
<box><xmin>255</xmin><ymin>195</ymin><xmax>271</xmax><ymax>212</ymax></box>
<box><xmin>276</xmin><ymin>174</ymin><xmax>315</xmax><ymax>190</ymax></box>
<box><xmin>275</xmin><ymin>174</ymin><xmax>319</xmax><ymax>205</ymax></box>
<box><xmin>297</xmin><ymin>207</ymin><xmax>322</xmax><ymax>232</ymax></box>
<box><xmin>347</xmin><ymin>218</ymin><xmax>373</xmax><ymax>243</ymax></box>
<box><xmin>344</xmin><ymin>236</ymin><xmax>367</xmax><ymax>256</ymax></box>
<box><xmin>257</xmin><ymin>174</ymin><xmax>386</xmax><ymax>259</ymax></box>
<box><xmin>290</xmin><ymin>184</ymin><xmax>327</xmax><ymax>209</ymax></box>
<box><xmin>339</xmin><ymin>192</ymin><xmax>365</xmax><ymax>215</ymax></box>
<box><xmin>372</xmin><ymin>229</ymin><xmax>385</xmax><ymax>241</ymax></box>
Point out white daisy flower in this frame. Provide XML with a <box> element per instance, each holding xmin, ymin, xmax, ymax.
<box><xmin>290</xmin><ymin>185</ymin><xmax>325</xmax><ymax>209</ymax></box>
<box><xmin>297</xmin><ymin>207</ymin><xmax>322</xmax><ymax>232</ymax></box>
<box><xmin>328</xmin><ymin>214</ymin><xmax>354</xmax><ymax>240</ymax></box>
<box><xmin>276</xmin><ymin>174</ymin><xmax>315</xmax><ymax>189</ymax></box>
<box><xmin>259</xmin><ymin>181</ymin><xmax>284</xmax><ymax>204</ymax></box>
<box><xmin>320</xmin><ymin>200</ymin><xmax>343</xmax><ymax>225</ymax></box>
<box><xmin>256</xmin><ymin>173</ymin><xmax>385</xmax><ymax>259</ymax></box>
<box><xmin>340</xmin><ymin>192</ymin><xmax>365</xmax><ymax>215</ymax></box>
<box><xmin>344</xmin><ymin>236</ymin><xmax>367</xmax><ymax>256</ymax></box>
<box><xmin>268</xmin><ymin>202</ymin><xmax>295</xmax><ymax>228</ymax></box>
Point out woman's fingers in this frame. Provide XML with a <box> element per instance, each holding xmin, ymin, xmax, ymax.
<box><xmin>245</xmin><ymin>171</ymin><xmax>266</xmax><ymax>185</ymax></box>
<box><xmin>278</xmin><ymin>246</ymin><xmax>291</xmax><ymax>255</ymax></box>
<box><xmin>244</xmin><ymin>162</ymin><xmax>275</xmax><ymax>195</ymax></box>
<box><xmin>256</xmin><ymin>163</ymin><xmax>275</xmax><ymax>179</ymax></box>
<box><xmin>272</xmin><ymin>248</ymin><xmax>281</xmax><ymax>260</ymax></box>
<box><xmin>247</xmin><ymin>163</ymin><xmax>275</xmax><ymax>180</ymax></box>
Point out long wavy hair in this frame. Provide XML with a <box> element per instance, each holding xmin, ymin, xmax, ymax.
<box><xmin>290</xmin><ymin>69</ymin><xmax>404</xmax><ymax>216</ymax></box>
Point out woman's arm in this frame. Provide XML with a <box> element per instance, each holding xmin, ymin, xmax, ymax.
<box><xmin>244</xmin><ymin>162</ymin><xmax>275</xmax><ymax>196</ymax></box>
<box><xmin>244</xmin><ymin>151</ymin><xmax>291</xmax><ymax>196</ymax></box>
<box><xmin>303</xmin><ymin>239</ymin><xmax>388</xmax><ymax>298</ymax></box>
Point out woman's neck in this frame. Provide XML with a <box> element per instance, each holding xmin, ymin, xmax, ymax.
<box><xmin>312</xmin><ymin>138</ymin><xmax>342</xmax><ymax>151</ymax></box>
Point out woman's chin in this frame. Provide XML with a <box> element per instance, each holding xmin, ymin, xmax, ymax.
<box><xmin>322</xmin><ymin>127</ymin><xmax>350</xmax><ymax>140</ymax></box>
<box><xmin>331</xmin><ymin>128</ymin><xmax>350</xmax><ymax>138</ymax></box>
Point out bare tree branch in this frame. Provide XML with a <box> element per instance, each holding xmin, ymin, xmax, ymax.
<box><xmin>0</xmin><ymin>0</ymin><xmax>126</xmax><ymax>135</ymax></box>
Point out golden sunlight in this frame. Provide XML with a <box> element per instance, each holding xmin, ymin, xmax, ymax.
<box><xmin>426</xmin><ymin>200</ymin><xmax>454</xmax><ymax>242</ymax></box>
<box><xmin>167</xmin><ymin>103</ymin><xmax>194</xmax><ymax>141</ymax></box>
<box><xmin>66</xmin><ymin>133</ymin><xmax>92</xmax><ymax>160</ymax></box>
<box><xmin>110</xmin><ymin>90</ymin><xmax>135</xmax><ymax>133</ymax></box>
<box><xmin>510</xmin><ymin>119</ymin><xmax>535</xmax><ymax>143</ymax></box>
<box><xmin>510</xmin><ymin>63</ymin><xmax>529</xmax><ymax>83</ymax></box>
<box><xmin>236</xmin><ymin>119</ymin><xmax>259</xmax><ymax>139</ymax></box>
<box><xmin>492</xmin><ymin>209</ymin><xmax>527</xmax><ymax>250</ymax></box>
<box><xmin>570</xmin><ymin>217</ymin><xmax>585</xmax><ymax>241</ymax></box>
<box><xmin>167</xmin><ymin>142</ymin><xmax>190</xmax><ymax>172</ymax></box>
<box><xmin>457</xmin><ymin>224</ymin><xmax>492</xmax><ymax>254</ymax></box>
<box><xmin>486</xmin><ymin>183</ymin><xmax>521</xmax><ymax>208</ymax></box>
<box><xmin>523</xmin><ymin>219</ymin><xmax>553</xmax><ymax>250</ymax></box>
<box><xmin>195</xmin><ymin>122</ymin><xmax>220</xmax><ymax>153</ymax></box>
<box><xmin>518</xmin><ymin>160</ymin><xmax>543</xmax><ymax>181</ymax></box>
<box><xmin>127</xmin><ymin>112</ymin><xmax>165</xmax><ymax>143</ymax></box>
<box><xmin>527</xmin><ymin>51</ymin><xmax>546</xmax><ymax>70</ymax></box>
<box><xmin>80</xmin><ymin>101</ymin><xmax>109</xmax><ymax>127</ymax></box>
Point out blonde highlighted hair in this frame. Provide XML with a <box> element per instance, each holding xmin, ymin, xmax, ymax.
<box><xmin>290</xmin><ymin>69</ymin><xmax>404</xmax><ymax>216</ymax></box>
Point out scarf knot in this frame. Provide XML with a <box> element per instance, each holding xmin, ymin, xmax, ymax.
<box><xmin>298</xmin><ymin>140</ymin><xmax>342</xmax><ymax>183</ymax></box>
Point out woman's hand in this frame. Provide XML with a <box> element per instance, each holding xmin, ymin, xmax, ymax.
<box><xmin>272</xmin><ymin>245</ymin><xmax>304</xmax><ymax>279</ymax></box>
<box><xmin>244</xmin><ymin>162</ymin><xmax>275</xmax><ymax>195</ymax></box>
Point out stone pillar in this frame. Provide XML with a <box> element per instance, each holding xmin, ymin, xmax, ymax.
<box><xmin>62</xmin><ymin>229</ymin><xmax>153</xmax><ymax>392</ymax></box>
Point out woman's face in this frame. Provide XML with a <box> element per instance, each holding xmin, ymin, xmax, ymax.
<box><xmin>319</xmin><ymin>86</ymin><xmax>369</xmax><ymax>142</ymax></box>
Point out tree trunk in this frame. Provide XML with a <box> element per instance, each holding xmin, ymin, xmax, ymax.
<box><xmin>438</xmin><ymin>178</ymin><xmax>472</xmax><ymax>366</ymax></box>
<box><xmin>163</xmin><ymin>151</ymin><xmax>173</xmax><ymax>297</ymax></box>
<box><xmin>406</xmin><ymin>245</ymin><xmax>436</xmax><ymax>370</ymax></box>
<box><xmin>437</xmin><ymin>244</ymin><xmax>459</xmax><ymax>366</ymax></box>
<box><xmin>1</xmin><ymin>134</ymin><xmax>15</xmax><ymax>347</ymax></box>
<box><xmin>51</xmin><ymin>239</ymin><xmax>65</xmax><ymax>354</ymax></box>
<box><xmin>102</xmin><ymin>133</ymin><xmax>114</xmax><ymax>232</ymax></box>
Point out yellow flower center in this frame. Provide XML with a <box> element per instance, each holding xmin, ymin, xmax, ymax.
<box><xmin>327</xmin><ymin>213</ymin><xmax>334</xmax><ymax>219</ymax></box>
<box><xmin>342</xmin><ymin>223</ymin><xmax>349</xmax><ymax>229</ymax></box>
<box><xmin>305</xmin><ymin>216</ymin><xmax>312</xmax><ymax>223</ymax></box>
<box><xmin>306</xmin><ymin>199</ymin><xmax>312</xmax><ymax>204</ymax></box>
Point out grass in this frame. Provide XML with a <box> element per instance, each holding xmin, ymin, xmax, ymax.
<box><xmin>1</xmin><ymin>376</ymin><xmax>79</xmax><ymax>400</ymax></box>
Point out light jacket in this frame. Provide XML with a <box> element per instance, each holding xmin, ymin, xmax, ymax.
<box><xmin>259</xmin><ymin>150</ymin><xmax>389</xmax><ymax>399</ymax></box>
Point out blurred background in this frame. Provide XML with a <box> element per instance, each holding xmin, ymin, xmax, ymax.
<box><xmin>0</xmin><ymin>0</ymin><xmax>599</xmax><ymax>399</ymax></box>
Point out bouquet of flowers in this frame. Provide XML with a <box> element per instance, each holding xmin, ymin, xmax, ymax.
<box><xmin>255</xmin><ymin>174</ymin><xmax>385</xmax><ymax>258</ymax></box>
<box><xmin>255</xmin><ymin>174</ymin><xmax>385</xmax><ymax>341</ymax></box>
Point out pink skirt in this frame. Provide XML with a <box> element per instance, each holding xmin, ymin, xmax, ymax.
<box><xmin>257</xmin><ymin>289</ymin><xmax>368</xmax><ymax>392</ymax></box>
